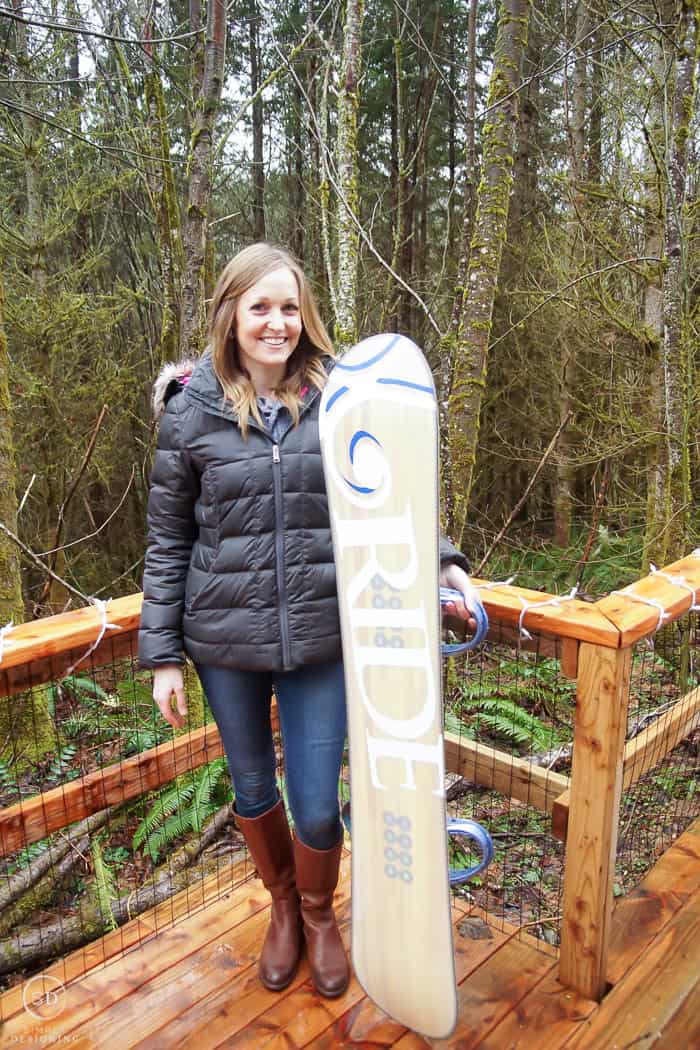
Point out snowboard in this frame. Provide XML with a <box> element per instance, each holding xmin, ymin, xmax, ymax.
<box><xmin>319</xmin><ymin>333</ymin><xmax>457</xmax><ymax>1039</ymax></box>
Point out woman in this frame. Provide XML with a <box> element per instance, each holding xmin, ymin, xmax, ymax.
<box><xmin>138</xmin><ymin>243</ymin><xmax>480</xmax><ymax>1000</ymax></box>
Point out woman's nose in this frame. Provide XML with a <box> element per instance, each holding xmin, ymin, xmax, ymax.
<box><xmin>266</xmin><ymin>310</ymin><xmax>284</xmax><ymax>330</ymax></box>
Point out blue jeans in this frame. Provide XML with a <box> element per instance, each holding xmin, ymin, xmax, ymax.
<box><xmin>194</xmin><ymin>660</ymin><xmax>347</xmax><ymax>851</ymax></box>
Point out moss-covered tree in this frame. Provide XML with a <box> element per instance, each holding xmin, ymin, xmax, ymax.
<box><xmin>447</xmin><ymin>0</ymin><xmax>532</xmax><ymax>544</ymax></box>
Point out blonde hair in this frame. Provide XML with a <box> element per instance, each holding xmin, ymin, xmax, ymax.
<box><xmin>207</xmin><ymin>243</ymin><xmax>334</xmax><ymax>436</ymax></box>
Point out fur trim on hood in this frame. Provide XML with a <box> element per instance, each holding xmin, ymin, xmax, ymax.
<box><xmin>152</xmin><ymin>358</ymin><xmax>199</xmax><ymax>420</ymax></box>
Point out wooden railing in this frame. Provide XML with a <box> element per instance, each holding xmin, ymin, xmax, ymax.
<box><xmin>1</xmin><ymin>551</ymin><xmax>699</xmax><ymax>1003</ymax></box>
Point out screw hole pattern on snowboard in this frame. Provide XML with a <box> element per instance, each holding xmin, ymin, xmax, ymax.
<box><xmin>383</xmin><ymin>811</ymin><xmax>414</xmax><ymax>883</ymax></box>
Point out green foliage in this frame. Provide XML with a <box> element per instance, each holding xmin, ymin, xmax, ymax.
<box><xmin>459</xmin><ymin>694</ymin><xmax>554</xmax><ymax>752</ymax></box>
<box><xmin>46</xmin><ymin>744</ymin><xmax>80</xmax><ymax>784</ymax></box>
<box><xmin>132</xmin><ymin>759</ymin><xmax>231</xmax><ymax>864</ymax></box>
<box><xmin>57</xmin><ymin>675</ymin><xmax>170</xmax><ymax>756</ymax></box>
<box><xmin>653</xmin><ymin>769</ymin><xmax>698</xmax><ymax>802</ymax></box>
<box><xmin>0</xmin><ymin>757</ymin><xmax>19</xmax><ymax>793</ymax></box>
<box><xmin>482</xmin><ymin>525</ymin><xmax>650</xmax><ymax>598</ymax></box>
<box><xmin>90</xmin><ymin>832</ymin><xmax>118</xmax><ymax>932</ymax></box>
<box><xmin>45</xmin><ymin>675</ymin><xmax>108</xmax><ymax>717</ymax></box>
<box><xmin>5</xmin><ymin>837</ymin><xmax>51</xmax><ymax>877</ymax></box>
<box><xmin>445</xmin><ymin>705</ymin><xmax>475</xmax><ymax>740</ymax></box>
<box><xmin>452</xmin><ymin>655</ymin><xmax>571</xmax><ymax>753</ymax></box>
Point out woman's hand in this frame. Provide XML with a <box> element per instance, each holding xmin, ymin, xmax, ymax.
<box><xmin>153</xmin><ymin>665</ymin><xmax>188</xmax><ymax>729</ymax></box>
<box><xmin>439</xmin><ymin>563</ymin><xmax>481</xmax><ymax>634</ymax></box>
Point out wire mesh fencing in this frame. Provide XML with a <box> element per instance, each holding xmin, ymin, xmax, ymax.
<box><xmin>0</xmin><ymin>633</ymin><xmax>272</xmax><ymax>1018</ymax></box>
<box><xmin>616</xmin><ymin>613</ymin><xmax>699</xmax><ymax>895</ymax></box>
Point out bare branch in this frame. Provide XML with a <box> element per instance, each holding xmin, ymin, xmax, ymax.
<box><xmin>0</xmin><ymin>522</ymin><xmax>91</xmax><ymax>606</ymax></box>
<box><xmin>0</xmin><ymin>7</ymin><xmax>203</xmax><ymax>47</ymax></box>
<box><xmin>476</xmin><ymin>412</ymin><xmax>573</xmax><ymax>576</ymax></box>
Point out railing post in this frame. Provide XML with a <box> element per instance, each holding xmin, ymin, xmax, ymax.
<box><xmin>559</xmin><ymin>640</ymin><xmax>633</xmax><ymax>1000</ymax></box>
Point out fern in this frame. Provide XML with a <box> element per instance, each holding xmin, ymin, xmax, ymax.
<box><xmin>46</xmin><ymin>744</ymin><xmax>79</xmax><ymax>783</ymax></box>
<box><xmin>7</xmin><ymin>838</ymin><xmax>51</xmax><ymax>876</ymax></box>
<box><xmin>133</xmin><ymin>760</ymin><xmax>229</xmax><ymax>863</ymax></box>
<box><xmin>0</xmin><ymin>757</ymin><xmax>19</xmax><ymax>792</ymax></box>
<box><xmin>460</xmin><ymin>697</ymin><xmax>553</xmax><ymax>753</ymax></box>
<box><xmin>444</xmin><ymin>706</ymin><xmax>475</xmax><ymax>740</ymax></box>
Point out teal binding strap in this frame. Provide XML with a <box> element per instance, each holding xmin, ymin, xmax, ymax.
<box><xmin>439</xmin><ymin>586</ymin><xmax>489</xmax><ymax>655</ymax></box>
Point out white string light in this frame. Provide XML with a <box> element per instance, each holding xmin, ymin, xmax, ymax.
<box><xmin>650</xmin><ymin>564</ymin><xmax>700</xmax><ymax>612</ymax></box>
<box><xmin>512</xmin><ymin>586</ymin><xmax>580</xmax><ymax>640</ymax></box>
<box><xmin>610</xmin><ymin>584</ymin><xmax>670</xmax><ymax>632</ymax></box>
<box><xmin>63</xmin><ymin>598</ymin><xmax>121</xmax><ymax>678</ymax></box>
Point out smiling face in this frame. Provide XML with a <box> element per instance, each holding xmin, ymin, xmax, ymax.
<box><xmin>234</xmin><ymin>266</ymin><xmax>303</xmax><ymax>395</ymax></box>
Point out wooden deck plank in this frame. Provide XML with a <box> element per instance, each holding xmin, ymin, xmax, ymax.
<box><xmin>606</xmin><ymin>818</ymin><xmax>700</xmax><ymax>986</ymax></box>
<box><xmin>93</xmin><ymin>877</ymin><xmax>352</xmax><ymax>1050</ymax></box>
<box><xmin>134</xmin><ymin>892</ymin><xmax>353</xmax><ymax>1050</ymax></box>
<box><xmin>0</xmin><ymin>876</ymin><xmax>275</xmax><ymax>1048</ymax></box>
<box><xmin>2</xmin><ymin>821</ymin><xmax>698</xmax><ymax>1049</ymax></box>
<box><xmin>563</xmin><ymin>884</ymin><xmax>700</xmax><ymax>1049</ymax></box>
<box><xmin>474</xmin><ymin>970</ymin><xmax>597</xmax><ymax>1050</ymax></box>
<box><xmin>654</xmin><ymin>971</ymin><xmax>700</xmax><ymax>1048</ymax></box>
<box><xmin>0</xmin><ymin>859</ymin><xmax>251</xmax><ymax>1023</ymax></box>
<box><xmin>136</xmin><ymin>870</ymin><xmax>465</xmax><ymax>1050</ymax></box>
<box><xmin>389</xmin><ymin>938</ymin><xmax>555</xmax><ymax>1050</ymax></box>
<box><xmin>0</xmin><ymin>918</ymin><xmax>155</xmax><ymax>1024</ymax></box>
<box><xmin>302</xmin><ymin>914</ymin><xmax>512</xmax><ymax>1049</ymax></box>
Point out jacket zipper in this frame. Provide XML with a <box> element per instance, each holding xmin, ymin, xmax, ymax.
<box><xmin>271</xmin><ymin>442</ymin><xmax>292</xmax><ymax>668</ymax></box>
<box><xmin>190</xmin><ymin>389</ymin><xmax>321</xmax><ymax>669</ymax></box>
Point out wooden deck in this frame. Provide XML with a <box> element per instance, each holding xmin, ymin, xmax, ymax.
<box><xmin>2</xmin><ymin>819</ymin><xmax>699</xmax><ymax>1049</ymax></box>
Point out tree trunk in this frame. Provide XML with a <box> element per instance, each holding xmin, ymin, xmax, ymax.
<box><xmin>334</xmin><ymin>0</ymin><xmax>364</xmax><ymax>352</ymax></box>
<box><xmin>179</xmin><ymin>0</ymin><xmax>227</xmax><ymax>357</ymax></box>
<box><xmin>382</xmin><ymin>8</ymin><xmax>407</xmax><ymax>332</ymax></box>
<box><xmin>250</xmin><ymin>0</ymin><xmax>266</xmax><ymax>241</ymax></box>
<box><xmin>144</xmin><ymin>4</ymin><xmax>183</xmax><ymax>365</ymax></box>
<box><xmin>447</xmin><ymin>0</ymin><xmax>532</xmax><ymax>544</ymax></box>
<box><xmin>641</xmin><ymin>8</ymin><xmax>668</xmax><ymax>566</ymax></box>
<box><xmin>305</xmin><ymin>0</ymin><xmax>323</xmax><ymax>289</ymax></box>
<box><xmin>12</xmin><ymin>0</ymin><xmax>46</xmax><ymax>291</ymax></box>
<box><xmin>643</xmin><ymin>1</ymin><xmax>698</xmax><ymax>565</ymax></box>
<box><xmin>0</xmin><ymin>274</ymin><xmax>23</xmax><ymax>623</ymax></box>
<box><xmin>658</xmin><ymin>1</ymin><xmax>697</xmax><ymax>562</ymax></box>
<box><xmin>438</xmin><ymin>0</ymin><xmax>478</xmax><ymax>535</ymax></box>
<box><xmin>554</xmin><ymin>0</ymin><xmax>591</xmax><ymax>548</ymax></box>
<box><xmin>290</xmin><ymin>79</ymin><xmax>305</xmax><ymax>261</ymax></box>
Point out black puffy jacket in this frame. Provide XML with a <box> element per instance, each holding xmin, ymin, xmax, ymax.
<box><xmin>137</xmin><ymin>352</ymin><xmax>469</xmax><ymax>672</ymax></box>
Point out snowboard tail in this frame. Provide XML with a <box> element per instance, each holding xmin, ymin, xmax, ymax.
<box><xmin>319</xmin><ymin>334</ymin><xmax>457</xmax><ymax>1039</ymax></box>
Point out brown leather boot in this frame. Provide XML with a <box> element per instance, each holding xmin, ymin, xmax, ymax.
<box><xmin>294</xmin><ymin>835</ymin><xmax>350</xmax><ymax>998</ymax></box>
<box><xmin>235</xmin><ymin>800</ymin><xmax>303</xmax><ymax>991</ymax></box>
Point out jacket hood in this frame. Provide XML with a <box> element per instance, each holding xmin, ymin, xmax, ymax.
<box><xmin>152</xmin><ymin>357</ymin><xmax>199</xmax><ymax>419</ymax></box>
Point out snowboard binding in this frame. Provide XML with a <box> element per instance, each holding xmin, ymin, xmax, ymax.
<box><xmin>439</xmin><ymin>586</ymin><xmax>489</xmax><ymax>654</ymax></box>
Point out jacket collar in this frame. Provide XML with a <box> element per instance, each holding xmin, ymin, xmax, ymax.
<box><xmin>153</xmin><ymin>349</ymin><xmax>324</xmax><ymax>427</ymax></box>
